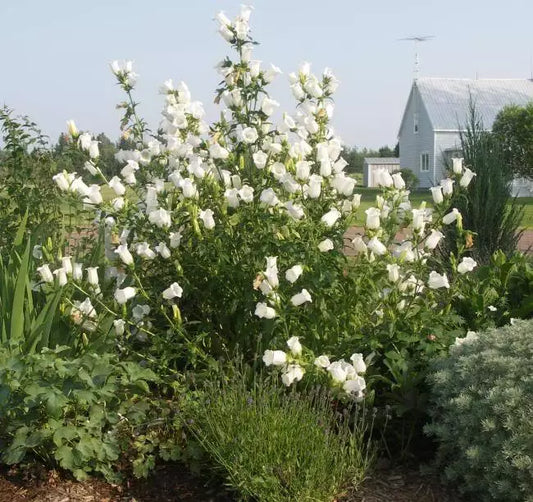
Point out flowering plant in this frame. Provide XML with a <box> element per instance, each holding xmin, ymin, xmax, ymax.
<box><xmin>42</xmin><ymin>6</ymin><xmax>477</xmax><ymax>400</ymax></box>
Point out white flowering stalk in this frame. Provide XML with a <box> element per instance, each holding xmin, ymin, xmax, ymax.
<box><xmin>48</xmin><ymin>7</ymin><xmax>478</xmax><ymax>388</ymax></box>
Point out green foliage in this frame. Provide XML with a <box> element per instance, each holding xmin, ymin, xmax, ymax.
<box><xmin>0</xmin><ymin>219</ymin><xmax>114</xmax><ymax>355</ymax></box>
<box><xmin>186</xmin><ymin>370</ymin><xmax>374</xmax><ymax>502</ymax></box>
<box><xmin>447</xmin><ymin>104</ymin><xmax>524</xmax><ymax>263</ymax></box>
<box><xmin>0</xmin><ymin>221</ymin><xmax>66</xmax><ymax>354</ymax></box>
<box><xmin>493</xmin><ymin>102</ymin><xmax>533</xmax><ymax>179</ymax></box>
<box><xmin>0</xmin><ymin>107</ymin><xmax>66</xmax><ymax>248</ymax></box>
<box><xmin>453</xmin><ymin>250</ymin><xmax>533</xmax><ymax>331</ymax></box>
<box><xmin>426</xmin><ymin>320</ymin><xmax>533</xmax><ymax>501</ymax></box>
<box><xmin>0</xmin><ymin>346</ymin><xmax>183</xmax><ymax>482</ymax></box>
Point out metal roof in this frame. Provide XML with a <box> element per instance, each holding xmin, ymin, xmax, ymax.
<box><xmin>415</xmin><ymin>78</ymin><xmax>533</xmax><ymax>130</ymax></box>
<box><xmin>363</xmin><ymin>157</ymin><xmax>400</xmax><ymax>164</ymax></box>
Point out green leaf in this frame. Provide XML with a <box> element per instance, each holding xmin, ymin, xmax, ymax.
<box><xmin>10</xmin><ymin>240</ymin><xmax>31</xmax><ymax>344</ymax></box>
<box><xmin>2</xmin><ymin>446</ymin><xmax>26</xmax><ymax>465</ymax></box>
<box><xmin>55</xmin><ymin>445</ymin><xmax>76</xmax><ymax>470</ymax></box>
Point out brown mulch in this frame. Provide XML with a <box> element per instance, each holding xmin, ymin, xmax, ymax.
<box><xmin>0</xmin><ymin>463</ymin><xmax>231</xmax><ymax>502</ymax></box>
<box><xmin>345</xmin><ymin>465</ymin><xmax>462</xmax><ymax>502</ymax></box>
<box><xmin>0</xmin><ymin>463</ymin><xmax>463</xmax><ymax>502</ymax></box>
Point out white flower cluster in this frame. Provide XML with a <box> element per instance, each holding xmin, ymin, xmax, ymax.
<box><xmin>254</xmin><ymin>257</ymin><xmax>310</xmax><ymax>319</ymax></box>
<box><xmin>48</xmin><ymin>7</ymin><xmax>481</xmax><ymax>388</ymax></box>
<box><xmin>263</xmin><ymin>337</ymin><xmax>367</xmax><ymax>399</ymax></box>
<box><xmin>263</xmin><ymin>336</ymin><xmax>305</xmax><ymax>386</ymax></box>
<box><xmin>314</xmin><ymin>353</ymin><xmax>367</xmax><ymax>400</ymax></box>
<box><xmin>349</xmin><ymin>159</ymin><xmax>478</xmax><ymax>313</ymax></box>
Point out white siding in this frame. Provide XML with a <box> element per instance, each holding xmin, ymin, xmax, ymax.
<box><xmin>434</xmin><ymin>131</ymin><xmax>462</xmax><ymax>182</ymax></box>
<box><xmin>398</xmin><ymin>85</ymin><xmax>435</xmax><ymax>188</ymax></box>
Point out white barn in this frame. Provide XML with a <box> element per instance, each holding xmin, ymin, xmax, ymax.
<box><xmin>398</xmin><ymin>78</ymin><xmax>533</xmax><ymax>192</ymax></box>
<box><xmin>363</xmin><ymin>157</ymin><xmax>400</xmax><ymax>187</ymax></box>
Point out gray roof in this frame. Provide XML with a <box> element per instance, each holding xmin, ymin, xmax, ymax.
<box><xmin>416</xmin><ymin>78</ymin><xmax>533</xmax><ymax>130</ymax></box>
<box><xmin>363</xmin><ymin>157</ymin><xmax>400</xmax><ymax>165</ymax></box>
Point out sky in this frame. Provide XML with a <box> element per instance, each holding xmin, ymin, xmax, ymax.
<box><xmin>2</xmin><ymin>0</ymin><xmax>533</xmax><ymax>149</ymax></box>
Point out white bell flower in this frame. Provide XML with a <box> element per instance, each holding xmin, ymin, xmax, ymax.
<box><xmin>261</xmin><ymin>96</ymin><xmax>279</xmax><ymax>116</ymax></box>
<box><xmin>452</xmin><ymin>157</ymin><xmax>463</xmax><ymax>174</ymax></box>
<box><xmin>253</xmin><ymin>151</ymin><xmax>268</xmax><ymax>169</ymax></box>
<box><xmin>286</xmin><ymin>336</ymin><xmax>302</xmax><ymax>356</ymax></box>
<box><xmin>113</xmin><ymin>319</ymin><xmax>125</xmax><ymax>336</ymax></box>
<box><xmin>428</xmin><ymin>271</ymin><xmax>450</xmax><ymax>289</ymax></box>
<box><xmin>136</xmin><ymin>242</ymin><xmax>156</xmax><ymax>260</ymax></box>
<box><xmin>61</xmin><ymin>256</ymin><xmax>73</xmax><ymax>275</ymax></box>
<box><xmin>255</xmin><ymin>302</ymin><xmax>277</xmax><ymax>319</ymax></box>
<box><xmin>430</xmin><ymin>186</ymin><xmax>444</xmax><ymax>204</ymax></box>
<box><xmin>88</xmin><ymin>141</ymin><xmax>99</xmax><ymax>159</ymax></box>
<box><xmin>199</xmin><ymin>209</ymin><xmax>215</xmax><ymax>229</ymax></box>
<box><xmin>148</xmin><ymin>208</ymin><xmax>171</xmax><ymax>229</ymax></box>
<box><xmin>314</xmin><ymin>355</ymin><xmax>331</xmax><ymax>368</ymax></box>
<box><xmin>460</xmin><ymin>167</ymin><xmax>476</xmax><ymax>188</ymax></box>
<box><xmin>290</xmin><ymin>288</ymin><xmax>312</xmax><ymax>306</ymax></box>
<box><xmin>351</xmin><ymin>235</ymin><xmax>367</xmax><ymax>255</ymax></box>
<box><xmin>72</xmin><ymin>263</ymin><xmax>83</xmax><ymax>281</ymax></box>
<box><xmin>281</xmin><ymin>364</ymin><xmax>304</xmax><ymax>386</ymax></box>
<box><xmin>386</xmin><ymin>264</ymin><xmax>400</xmax><ymax>282</ymax></box>
<box><xmin>285</xmin><ymin>265</ymin><xmax>303</xmax><ymax>284</ymax></box>
<box><xmin>115</xmin><ymin>244</ymin><xmax>134</xmax><ymax>265</ymax></box>
<box><xmin>367</xmin><ymin>237</ymin><xmax>387</xmax><ymax>256</ymax></box>
<box><xmin>365</xmin><ymin>207</ymin><xmax>381</xmax><ymax>229</ymax></box>
<box><xmin>350</xmin><ymin>353</ymin><xmax>367</xmax><ymax>374</ymax></box>
<box><xmin>262</xmin><ymin>349</ymin><xmax>286</xmax><ymax>366</ymax></box>
<box><xmin>343</xmin><ymin>376</ymin><xmax>366</xmax><ymax>395</ymax></box>
<box><xmin>78</xmin><ymin>133</ymin><xmax>92</xmax><ymax>151</ymax></box>
<box><xmin>225</xmin><ymin>188</ymin><xmax>240</xmax><ymax>208</ymax></box>
<box><xmin>108</xmin><ymin>176</ymin><xmax>126</xmax><ymax>196</ymax></box>
<box><xmin>285</xmin><ymin>201</ymin><xmax>305</xmax><ymax>220</ymax></box>
<box><xmin>321</xmin><ymin>208</ymin><xmax>341</xmax><ymax>227</ymax></box>
<box><xmin>238</xmin><ymin>185</ymin><xmax>254</xmax><ymax>203</ymax></box>
<box><xmin>53</xmin><ymin>268</ymin><xmax>68</xmax><ymax>286</ymax></box>
<box><xmin>440</xmin><ymin>178</ymin><xmax>454</xmax><ymax>196</ymax></box>
<box><xmin>239</xmin><ymin>126</ymin><xmax>258</xmax><ymax>144</ymax></box>
<box><xmin>86</xmin><ymin>266</ymin><xmax>99</xmax><ymax>286</ymax></box>
<box><xmin>443</xmin><ymin>208</ymin><xmax>460</xmax><ymax>225</ymax></box>
<box><xmin>457</xmin><ymin>257</ymin><xmax>477</xmax><ymax>274</ymax></box>
<box><xmin>259</xmin><ymin>188</ymin><xmax>280</xmax><ymax>206</ymax></box>
<box><xmin>162</xmin><ymin>282</ymin><xmax>183</xmax><ymax>300</ymax></box>
<box><xmin>318</xmin><ymin>239</ymin><xmax>334</xmax><ymax>252</ymax></box>
<box><xmin>155</xmin><ymin>242</ymin><xmax>171</xmax><ymax>259</ymax></box>
<box><xmin>392</xmin><ymin>172</ymin><xmax>405</xmax><ymax>189</ymax></box>
<box><xmin>114</xmin><ymin>286</ymin><xmax>136</xmax><ymax>304</ymax></box>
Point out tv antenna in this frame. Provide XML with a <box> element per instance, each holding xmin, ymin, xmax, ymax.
<box><xmin>398</xmin><ymin>35</ymin><xmax>435</xmax><ymax>79</ymax></box>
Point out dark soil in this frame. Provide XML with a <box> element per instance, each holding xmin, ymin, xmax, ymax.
<box><xmin>0</xmin><ymin>462</ymin><xmax>463</xmax><ymax>502</ymax></box>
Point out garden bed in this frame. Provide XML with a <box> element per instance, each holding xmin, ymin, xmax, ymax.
<box><xmin>0</xmin><ymin>463</ymin><xmax>461</xmax><ymax>502</ymax></box>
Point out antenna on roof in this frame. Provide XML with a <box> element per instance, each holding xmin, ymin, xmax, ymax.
<box><xmin>398</xmin><ymin>35</ymin><xmax>435</xmax><ymax>80</ymax></box>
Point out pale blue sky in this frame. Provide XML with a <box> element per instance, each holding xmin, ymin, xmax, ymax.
<box><xmin>2</xmin><ymin>0</ymin><xmax>533</xmax><ymax>148</ymax></box>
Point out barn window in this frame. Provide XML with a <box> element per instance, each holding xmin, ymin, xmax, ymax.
<box><xmin>420</xmin><ymin>153</ymin><xmax>430</xmax><ymax>172</ymax></box>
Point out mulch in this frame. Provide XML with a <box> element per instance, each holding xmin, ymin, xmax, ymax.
<box><xmin>0</xmin><ymin>462</ymin><xmax>463</xmax><ymax>502</ymax></box>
